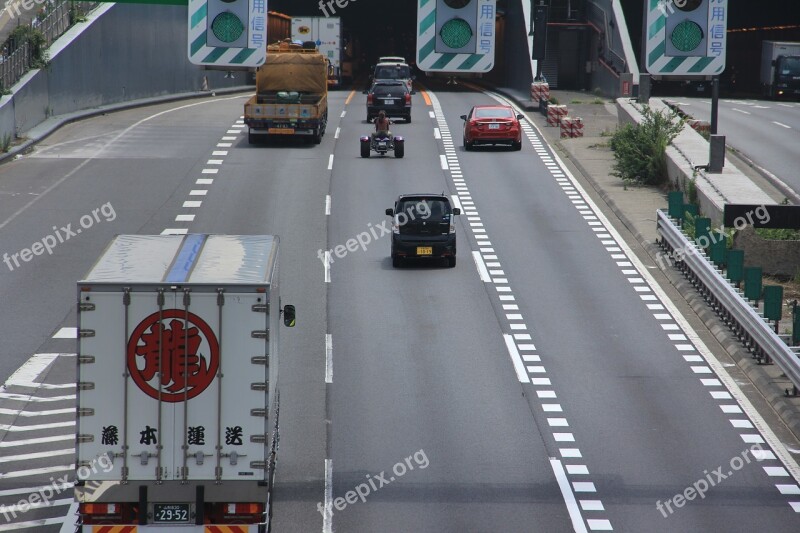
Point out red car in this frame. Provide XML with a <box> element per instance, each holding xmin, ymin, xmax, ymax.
<box><xmin>460</xmin><ymin>105</ymin><xmax>523</xmax><ymax>151</ymax></box>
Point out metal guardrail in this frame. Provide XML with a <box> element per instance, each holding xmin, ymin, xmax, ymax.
<box><xmin>656</xmin><ymin>209</ymin><xmax>800</xmax><ymax>394</ymax></box>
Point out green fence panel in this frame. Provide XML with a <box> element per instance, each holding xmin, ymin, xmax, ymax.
<box><xmin>709</xmin><ymin>231</ymin><xmax>727</xmax><ymax>266</ymax></box>
<box><xmin>726</xmin><ymin>249</ymin><xmax>744</xmax><ymax>284</ymax></box>
<box><xmin>694</xmin><ymin>218</ymin><xmax>711</xmax><ymax>248</ymax></box>
<box><xmin>763</xmin><ymin>285</ymin><xmax>783</xmax><ymax>321</ymax></box>
<box><xmin>744</xmin><ymin>266</ymin><xmax>762</xmax><ymax>301</ymax></box>
<box><xmin>668</xmin><ymin>191</ymin><xmax>684</xmax><ymax>219</ymax></box>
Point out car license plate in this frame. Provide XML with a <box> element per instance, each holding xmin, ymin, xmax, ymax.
<box><xmin>416</xmin><ymin>247</ymin><xmax>433</xmax><ymax>256</ymax></box>
<box><xmin>489</xmin><ymin>124</ymin><xmax>500</xmax><ymax>129</ymax></box>
<box><xmin>383</xmin><ymin>99</ymin><xmax>396</xmax><ymax>105</ymax></box>
<box><xmin>153</xmin><ymin>503</ymin><xmax>190</xmax><ymax>523</ymax></box>
<box><xmin>268</xmin><ymin>128</ymin><xmax>295</xmax><ymax>134</ymax></box>
<box><xmin>378</xmin><ymin>142</ymin><xmax>387</xmax><ymax>148</ymax></box>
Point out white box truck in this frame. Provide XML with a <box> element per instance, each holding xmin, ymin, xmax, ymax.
<box><xmin>292</xmin><ymin>16</ymin><xmax>342</xmax><ymax>87</ymax></box>
<box><xmin>760</xmin><ymin>41</ymin><xmax>800</xmax><ymax>99</ymax></box>
<box><xmin>73</xmin><ymin>234</ymin><xmax>295</xmax><ymax>532</ymax></box>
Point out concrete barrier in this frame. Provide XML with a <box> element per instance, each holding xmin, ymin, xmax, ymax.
<box><xmin>616</xmin><ymin>97</ymin><xmax>777</xmax><ymax>227</ymax></box>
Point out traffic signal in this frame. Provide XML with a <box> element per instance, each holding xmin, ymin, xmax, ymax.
<box><xmin>665</xmin><ymin>0</ymin><xmax>707</xmax><ymax>57</ymax></box>
<box><xmin>435</xmin><ymin>0</ymin><xmax>479</xmax><ymax>53</ymax></box>
<box><xmin>206</xmin><ymin>0</ymin><xmax>249</xmax><ymax>48</ymax></box>
<box><xmin>645</xmin><ymin>0</ymin><xmax>727</xmax><ymax>76</ymax></box>
<box><xmin>531</xmin><ymin>4</ymin><xmax>548</xmax><ymax>61</ymax></box>
<box><xmin>188</xmin><ymin>0</ymin><xmax>268</xmax><ymax>68</ymax></box>
<box><xmin>417</xmin><ymin>0</ymin><xmax>496</xmax><ymax>73</ymax></box>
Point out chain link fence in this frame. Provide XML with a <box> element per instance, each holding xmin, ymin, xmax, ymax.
<box><xmin>0</xmin><ymin>1</ymin><xmax>98</xmax><ymax>93</ymax></box>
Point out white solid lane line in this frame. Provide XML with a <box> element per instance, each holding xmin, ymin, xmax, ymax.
<box><xmin>773</xmin><ymin>121</ymin><xmax>791</xmax><ymax>129</ymax></box>
<box><xmin>471</xmin><ymin>251</ymin><xmax>491</xmax><ymax>282</ymax></box>
<box><xmin>323</xmin><ymin>459</ymin><xmax>333</xmax><ymax>533</ymax></box>
<box><xmin>551</xmin><ymin>459</ymin><xmax>589</xmax><ymax>533</ymax></box>
<box><xmin>502</xmin><ymin>334</ymin><xmax>529</xmax><ymax>383</ymax></box>
<box><xmin>325</xmin><ymin>334</ymin><xmax>333</xmax><ymax>384</ymax></box>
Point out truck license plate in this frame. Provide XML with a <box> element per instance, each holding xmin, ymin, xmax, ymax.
<box><xmin>153</xmin><ymin>503</ymin><xmax>190</xmax><ymax>523</ymax></box>
<box><xmin>416</xmin><ymin>247</ymin><xmax>433</xmax><ymax>256</ymax></box>
<box><xmin>268</xmin><ymin>128</ymin><xmax>295</xmax><ymax>134</ymax></box>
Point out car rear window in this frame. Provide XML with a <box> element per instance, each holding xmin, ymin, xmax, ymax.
<box><xmin>474</xmin><ymin>108</ymin><xmax>514</xmax><ymax>119</ymax></box>
<box><xmin>374</xmin><ymin>65</ymin><xmax>411</xmax><ymax>79</ymax></box>
<box><xmin>373</xmin><ymin>84</ymin><xmax>406</xmax><ymax>96</ymax></box>
<box><xmin>397</xmin><ymin>198</ymin><xmax>451</xmax><ymax>221</ymax></box>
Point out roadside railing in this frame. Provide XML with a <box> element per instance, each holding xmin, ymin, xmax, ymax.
<box><xmin>0</xmin><ymin>1</ymin><xmax>98</xmax><ymax>93</ymax></box>
<box><xmin>656</xmin><ymin>209</ymin><xmax>800</xmax><ymax>394</ymax></box>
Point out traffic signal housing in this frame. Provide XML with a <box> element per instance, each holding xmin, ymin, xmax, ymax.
<box><xmin>645</xmin><ymin>0</ymin><xmax>727</xmax><ymax>76</ymax></box>
<box><xmin>665</xmin><ymin>0</ymin><xmax>707</xmax><ymax>57</ymax></box>
<box><xmin>206</xmin><ymin>0</ymin><xmax>250</xmax><ymax>48</ymax></box>
<box><xmin>417</xmin><ymin>0</ymin><xmax>496</xmax><ymax>73</ymax></box>
<box><xmin>435</xmin><ymin>0</ymin><xmax>479</xmax><ymax>54</ymax></box>
<box><xmin>188</xmin><ymin>0</ymin><xmax>268</xmax><ymax>68</ymax></box>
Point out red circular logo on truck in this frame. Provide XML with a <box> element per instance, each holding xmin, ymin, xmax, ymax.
<box><xmin>127</xmin><ymin>310</ymin><xmax>219</xmax><ymax>402</ymax></box>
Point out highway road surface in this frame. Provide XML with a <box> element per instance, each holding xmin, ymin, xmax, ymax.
<box><xmin>0</xmin><ymin>85</ymin><xmax>799</xmax><ymax>532</ymax></box>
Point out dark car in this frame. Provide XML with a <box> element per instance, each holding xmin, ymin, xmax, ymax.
<box><xmin>365</xmin><ymin>81</ymin><xmax>412</xmax><ymax>122</ymax></box>
<box><xmin>461</xmin><ymin>105</ymin><xmax>523</xmax><ymax>151</ymax></box>
<box><xmin>385</xmin><ymin>194</ymin><xmax>460</xmax><ymax>268</ymax></box>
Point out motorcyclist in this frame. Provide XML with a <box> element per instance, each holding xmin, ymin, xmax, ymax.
<box><xmin>372</xmin><ymin>110</ymin><xmax>392</xmax><ymax>142</ymax></box>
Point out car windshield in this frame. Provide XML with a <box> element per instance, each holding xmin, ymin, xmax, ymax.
<box><xmin>779</xmin><ymin>56</ymin><xmax>800</xmax><ymax>75</ymax></box>
<box><xmin>373</xmin><ymin>84</ymin><xmax>405</xmax><ymax>96</ymax></box>
<box><xmin>375</xmin><ymin>65</ymin><xmax>411</xmax><ymax>79</ymax></box>
<box><xmin>397</xmin><ymin>199</ymin><xmax>450</xmax><ymax>221</ymax></box>
<box><xmin>474</xmin><ymin>108</ymin><xmax>514</xmax><ymax>119</ymax></box>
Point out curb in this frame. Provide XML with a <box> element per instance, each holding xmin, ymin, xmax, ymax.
<box><xmin>0</xmin><ymin>85</ymin><xmax>254</xmax><ymax>165</ymax></box>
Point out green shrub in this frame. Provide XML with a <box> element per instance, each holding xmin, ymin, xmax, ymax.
<box><xmin>10</xmin><ymin>26</ymin><xmax>47</xmax><ymax>68</ymax></box>
<box><xmin>610</xmin><ymin>107</ymin><xmax>683</xmax><ymax>185</ymax></box>
<box><xmin>756</xmin><ymin>228</ymin><xmax>800</xmax><ymax>240</ymax></box>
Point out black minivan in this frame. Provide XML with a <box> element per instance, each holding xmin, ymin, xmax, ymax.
<box><xmin>386</xmin><ymin>194</ymin><xmax>460</xmax><ymax>268</ymax></box>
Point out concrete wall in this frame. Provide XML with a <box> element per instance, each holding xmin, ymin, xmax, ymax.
<box><xmin>734</xmin><ymin>227</ymin><xmax>800</xmax><ymax>278</ymax></box>
<box><xmin>0</xmin><ymin>4</ymin><xmax>247</xmax><ymax>140</ymax></box>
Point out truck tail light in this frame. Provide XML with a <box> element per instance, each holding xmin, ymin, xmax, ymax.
<box><xmin>225</xmin><ymin>503</ymin><xmax>264</xmax><ymax>515</ymax></box>
<box><xmin>81</xmin><ymin>503</ymin><xmax>118</xmax><ymax>515</ymax></box>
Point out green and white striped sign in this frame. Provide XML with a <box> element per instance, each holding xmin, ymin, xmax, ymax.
<box><xmin>188</xmin><ymin>0</ymin><xmax>267</xmax><ymax>68</ymax></box>
<box><xmin>645</xmin><ymin>0</ymin><xmax>727</xmax><ymax>76</ymax></box>
<box><xmin>416</xmin><ymin>0</ymin><xmax>496</xmax><ymax>73</ymax></box>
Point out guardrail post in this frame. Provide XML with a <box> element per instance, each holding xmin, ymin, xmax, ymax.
<box><xmin>744</xmin><ymin>267</ymin><xmax>762</xmax><ymax>305</ymax></box>
<box><xmin>726</xmin><ymin>250</ymin><xmax>744</xmax><ymax>288</ymax></box>
<box><xmin>793</xmin><ymin>301</ymin><xmax>799</xmax><ymax>346</ymax></box>
<box><xmin>668</xmin><ymin>192</ymin><xmax>684</xmax><ymax>220</ymax></box>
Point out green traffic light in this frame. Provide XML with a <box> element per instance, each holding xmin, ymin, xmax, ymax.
<box><xmin>440</xmin><ymin>18</ymin><xmax>472</xmax><ymax>49</ymax></box>
<box><xmin>211</xmin><ymin>12</ymin><xmax>244</xmax><ymax>43</ymax></box>
<box><xmin>671</xmin><ymin>20</ymin><xmax>703</xmax><ymax>52</ymax></box>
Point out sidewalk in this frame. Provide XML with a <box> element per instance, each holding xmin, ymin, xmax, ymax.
<box><xmin>495</xmin><ymin>85</ymin><xmax>800</xmax><ymax>443</ymax></box>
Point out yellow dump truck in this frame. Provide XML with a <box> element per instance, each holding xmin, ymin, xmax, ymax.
<box><xmin>244</xmin><ymin>43</ymin><xmax>329</xmax><ymax>144</ymax></box>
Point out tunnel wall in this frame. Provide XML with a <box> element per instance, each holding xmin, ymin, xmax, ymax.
<box><xmin>0</xmin><ymin>4</ymin><xmax>245</xmax><ymax>142</ymax></box>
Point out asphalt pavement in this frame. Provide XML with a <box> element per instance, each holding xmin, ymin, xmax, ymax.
<box><xmin>0</xmin><ymin>82</ymin><xmax>799</xmax><ymax>532</ymax></box>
